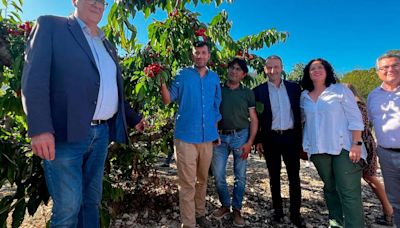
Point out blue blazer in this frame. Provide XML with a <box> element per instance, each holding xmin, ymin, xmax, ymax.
<box><xmin>253</xmin><ymin>80</ymin><xmax>302</xmax><ymax>150</ymax></box>
<box><xmin>22</xmin><ymin>15</ymin><xmax>140</xmax><ymax>143</ymax></box>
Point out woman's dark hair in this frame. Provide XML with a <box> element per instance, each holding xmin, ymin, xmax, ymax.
<box><xmin>301</xmin><ymin>58</ymin><xmax>337</xmax><ymax>91</ymax></box>
<box><xmin>228</xmin><ymin>58</ymin><xmax>249</xmax><ymax>73</ymax></box>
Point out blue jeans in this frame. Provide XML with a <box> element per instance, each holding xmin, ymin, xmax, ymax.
<box><xmin>211</xmin><ymin>128</ymin><xmax>248</xmax><ymax>210</ymax></box>
<box><xmin>43</xmin><ymin>123</ymin><xmax>109</xmax><ymax>228</ymax></box>
<box><xmin>377</xmin><ymin>146</ymin><xmax>400</xmax><ymax>227</ymax></box>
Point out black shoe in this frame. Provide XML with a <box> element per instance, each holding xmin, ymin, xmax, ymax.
<box><xmin>196</xmin><ymin>216</ymin><xmax>212</xmax><ymax>228</ymax></box>
<box><xmin>273</xmin><ymin>213</ymin><xmax>283</xmax><ymax>222</ymax></box>
<box><xmin>290</xmin><ymin>214</ymin><xmax>306</xmax><ymax>228</ymax></box>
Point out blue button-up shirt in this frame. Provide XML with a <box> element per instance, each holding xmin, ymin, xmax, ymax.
<box><xmin>169</xmin><ymin>67</ymin><xmax>222</xmax><ymax>143</ymax></box>
<box><xmin>367</xmin><ymin>85</ymin><xmax>400</xmax><ymax>148</ymax></box>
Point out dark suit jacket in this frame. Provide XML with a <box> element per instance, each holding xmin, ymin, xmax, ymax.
<box><xmin>21</xmin><ymin>15</ymin><xmax>140</xmax><ymax>143</ymax></box>
<box><xmin>253</xmin><ymin>80</ymin><xmax>302</xmax><ymax>150</ymax></box>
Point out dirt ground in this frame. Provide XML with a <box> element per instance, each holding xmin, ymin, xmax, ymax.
<box><xmin>3</xmin><ymin>154</ymin><xmax>392</xmax><ymax>228</ymax></box>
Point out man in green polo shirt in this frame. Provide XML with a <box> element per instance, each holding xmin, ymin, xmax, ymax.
<box><xmin>211</xmin><ymin>58</ymin><xmax>258</xmax><ymax>227</ymax></box>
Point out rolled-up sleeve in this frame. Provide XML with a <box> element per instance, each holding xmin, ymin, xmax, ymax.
<box><xmin>341</xmin><ymin>85</ymin><xmax>364</xmax><ymax>131</ymax></box>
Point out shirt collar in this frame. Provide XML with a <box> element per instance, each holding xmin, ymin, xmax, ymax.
<box><xmin>379</xmin><ymin>83</ymin><xmax>400</xmax><ymax>92</ymax></box>
<box><xmin>267</xmin><ymin>79</ymin><xmax>284</xmax><ymax>89</ymax></box>
<box><xmin>223</xmin><ymin>82</ymin><xmax>243</xmax><ymax>90</ymax></box>
<box><xmin>75</xmin><ymin>16</ymin><xmax>105</xmax><ymax>40</ymax></box>
<box><xmin>190</xmin><ymin>65</ymin><xmax>210</xmax><ymax>74</ymax></box>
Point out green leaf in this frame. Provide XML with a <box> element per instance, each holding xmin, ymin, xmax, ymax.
<box><xmin>107</xmin><ymin>3</ymin><xmax>118</xmax><ymax>25</ymax></box>
<box><xmin>6</xmin><ymin>166</ymin><xmax>15</xmax><ymax>184</ymax></box>
<box><xmin>10</xmin><ymin>11</ymin><xmax>22</xmax><ymax>22</ymax></box>
<box><xmin>165</xmin><ymin>0</ymin><xmax>172</xmax><ymax>12</ymax></box>
<box><xmin>137</xmin><ymin>86</ymin><xmax>146</xmax><ymax>101</ymax></box>
<box><xmin>148</xmin><ymin>78</ymin><xmax>154</xmax><ymax>91</ymax></box>
<box><xmin>144</xmin><ymin>7</ymin><xmax>151</xmax><ymax>18</ymax></box>
<box><xmin>100</xmin><ymin>204</ymin><xmax>110</xmax><ymax>228</ymax></box>
<box><xmin>255</xmin><ymin>102</ymin><xmax>264</xmax><ymax>114</ymax></box>
<box><xmin>11</xmin><ymin>199</ymin><xmax>26</xmax><ymax>228</ymax></box>
<box><xmin>0</xmin><ymin>197</ymin><xmax>12</xmax><ymax>226</ymax></box>
<box><xmin>135</xmin><ymin>81</ymin><xmax>144</xmax><ymax>94</ymax></box>
<box><xmin>10</xmin><ymin>1</ymin><xmax>22</xmax><ymax>14</ymax></box>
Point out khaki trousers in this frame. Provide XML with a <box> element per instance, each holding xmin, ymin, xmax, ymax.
<box><xmin>175</xmin><ymin>139</ymin><xmax>213</xmax><ymax>228</ymax></box>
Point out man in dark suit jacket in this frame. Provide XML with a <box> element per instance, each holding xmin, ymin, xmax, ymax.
<box><xmin>253</xmin><ymin>55</ymin><xmax>304</xmax><ymax>227</ymax></box>
<box><xmin>21</xmin><ymin>0</ymin><xmax>143</xmax><ymax>227</ymax></box>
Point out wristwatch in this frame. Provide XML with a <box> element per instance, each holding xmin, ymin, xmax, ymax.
<box><xmin>352</xmin><ymin>141</ymin><xmax>362</xmax><ymax>146</ymax></box>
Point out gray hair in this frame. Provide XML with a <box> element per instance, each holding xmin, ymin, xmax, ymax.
<box><xmin>376</xmin><ymin>53</ymin><xmax>400</xmax><ymax>70</ymax></box>
<box><xmin>265</xmin><ymin>55</ymin><xmax>283</xmax><ymax>66</ymax></box>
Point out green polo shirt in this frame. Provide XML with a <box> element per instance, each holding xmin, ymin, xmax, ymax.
<box><xmin>219</xmin><ymin>83</ymin><xmax>256</xmax><ymax>130</ymax></box>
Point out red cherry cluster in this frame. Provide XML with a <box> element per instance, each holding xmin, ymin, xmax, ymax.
<box><xmin>144</xmin><ymin>63</ymin><xmax>162</xmax><ymax>78</ymax></box>
<box><xmin>169</xmin><ymin>9</ymin><xmax>179</xmax><ymax>18</ymax></box>
<box><xmin>7</xmin><ymin>21</ymin><xmax>32</xmax><ymax>37</ymax></box>
<box><xmin>219</xmin><ymin>63</ymin><xmax>227</xmax><ymax>68</ymax></box>
<box><xmin>236</xmin><ymin>50</ymin><xmax>254</xmax><ymax>60</ymax></box>
<box><xmin>194</xmin><ymin>28</ymin><xmax>207</xmax><ymax>41</ymax></box>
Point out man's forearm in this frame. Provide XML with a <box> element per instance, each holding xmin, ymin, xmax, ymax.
<box><xmin>160</xmin><ymin>83</ymin><xmax>171</xmax><ymax>105</ymax></box>
<box><xmin>247</xmin><ymin>109</ymin><xmax>258</xmax><ymax>145</ymax></box>
<box><xmin>248</xmin><ymin>120</ymin><xmax>258</xmax><ymax>145</ymax></box>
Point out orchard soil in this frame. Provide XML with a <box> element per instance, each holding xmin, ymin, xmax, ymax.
<box><xmin>3</xmin><ymin>154</ymin><xmax>391</xmax><ymax>228</ymax></box>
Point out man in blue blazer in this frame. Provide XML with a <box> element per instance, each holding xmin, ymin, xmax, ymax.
<box><xmin>253</xmin><ymin>55</ymin><xmax>304</xmax><ymax>227</ymax></box>
<box><xmin>21</xmin><ymin>0</ymin><xmax>143</xmax><ymax>227</ymax></box>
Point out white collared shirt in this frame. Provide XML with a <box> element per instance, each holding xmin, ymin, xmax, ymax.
<box><xmin>367</xmin><ymin>84</ymin><xmax>400</xmax><ymax>148</ymax></box>
<box><xmin>268</xmin><ymin>80</ymin><xmax>294</xmax><ymax>130</ymax></box>
<box><xmin>76</xmin><ymin>17</ymin><xmax>118</xmax><ymax>121</ymax></box>
<box><xmin>301</xmin><ymin>83</ymin><xmax>365</xmax><ymax>158</ymax></box>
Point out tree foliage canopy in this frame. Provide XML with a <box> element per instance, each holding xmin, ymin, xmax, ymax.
<box><xmin>0</xmin><ymin>0</ymin><xmax>289</xmax><ymax>227</ymax></box>
<box><xmin>341</xmin><ymin>68</ymin><xmax>381</xmax><ymax>100</ymax></box>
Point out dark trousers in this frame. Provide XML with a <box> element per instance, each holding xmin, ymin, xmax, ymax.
<box><xmin>263</xmin><ymin>130</ymin><xmax>301</xmax><ymax>217</ymax></box>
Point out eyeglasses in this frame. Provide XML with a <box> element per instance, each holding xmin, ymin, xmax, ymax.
<box><xmin>86</xmin><ymin>0</ymin><xmax>108</xmax><ymax>8</ymax></box>
<box><xmin>378</xmin><ymin>63</ymin><xmax>400</xmax><ymax>72</ymax></box>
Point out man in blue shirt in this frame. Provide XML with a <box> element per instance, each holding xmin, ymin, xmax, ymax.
<box><xmin>160</xmin><ymin>41</ymin><xmax>221</xmax><ymax>228</ymax></box>
<box><xmin>368</xmin><ymin>53</ymin><xmax>400</xmax><ymax>227</ymax></box>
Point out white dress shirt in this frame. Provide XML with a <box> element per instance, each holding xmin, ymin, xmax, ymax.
<box><xmin>268</xmin><ymin>81</ymin><xmax>294</xmax><ymax>130</ymax></box>
<box><xmin>301</xmin><ymin>83</ymin><xmax>365</xmax><ymax>158</ymax></box>
<box><xmin>76</xmin><ymin>17</ymin><xmax>118</xmax><ymax>121</ymax></box>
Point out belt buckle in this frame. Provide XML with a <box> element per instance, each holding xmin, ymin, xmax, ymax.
<box><xmin>91</xmin><ymin>120</ymin><xmax>105</xmax><ymax>126</ymax></box>
<box><xmin>273</xmin><ymin>129</ymin><xmax>284</xmax><ymax>135</ymax></box>
<box><xmin>219</xmin><ymin>129</ymin><xmax>236</xmax><ymax>135</ymax></box>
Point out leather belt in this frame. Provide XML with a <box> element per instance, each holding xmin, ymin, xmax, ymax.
<box><xmin>381</xmin><ymin>146</ymin><xmax>400</xmax><ymax>152</ymax></box>
<box><xmin>218</xmin><ymin>129</ymin><xmax>243</xmax><ymax>135</ymax></box>
<box><xmin>271</xmin><ymin>129</ymin><xmax>293</xmax><ymax>135</ymax></box>
<box><xmin>90</xmin><ymin>120</ymin><xmax>107</xmax><ymax>126</ymax></box>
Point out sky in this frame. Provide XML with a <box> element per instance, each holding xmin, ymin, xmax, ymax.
<box><xmin>13</xmin><ymin>0</ymin><xmax>400</xmax><ymax>74</ymax></box>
